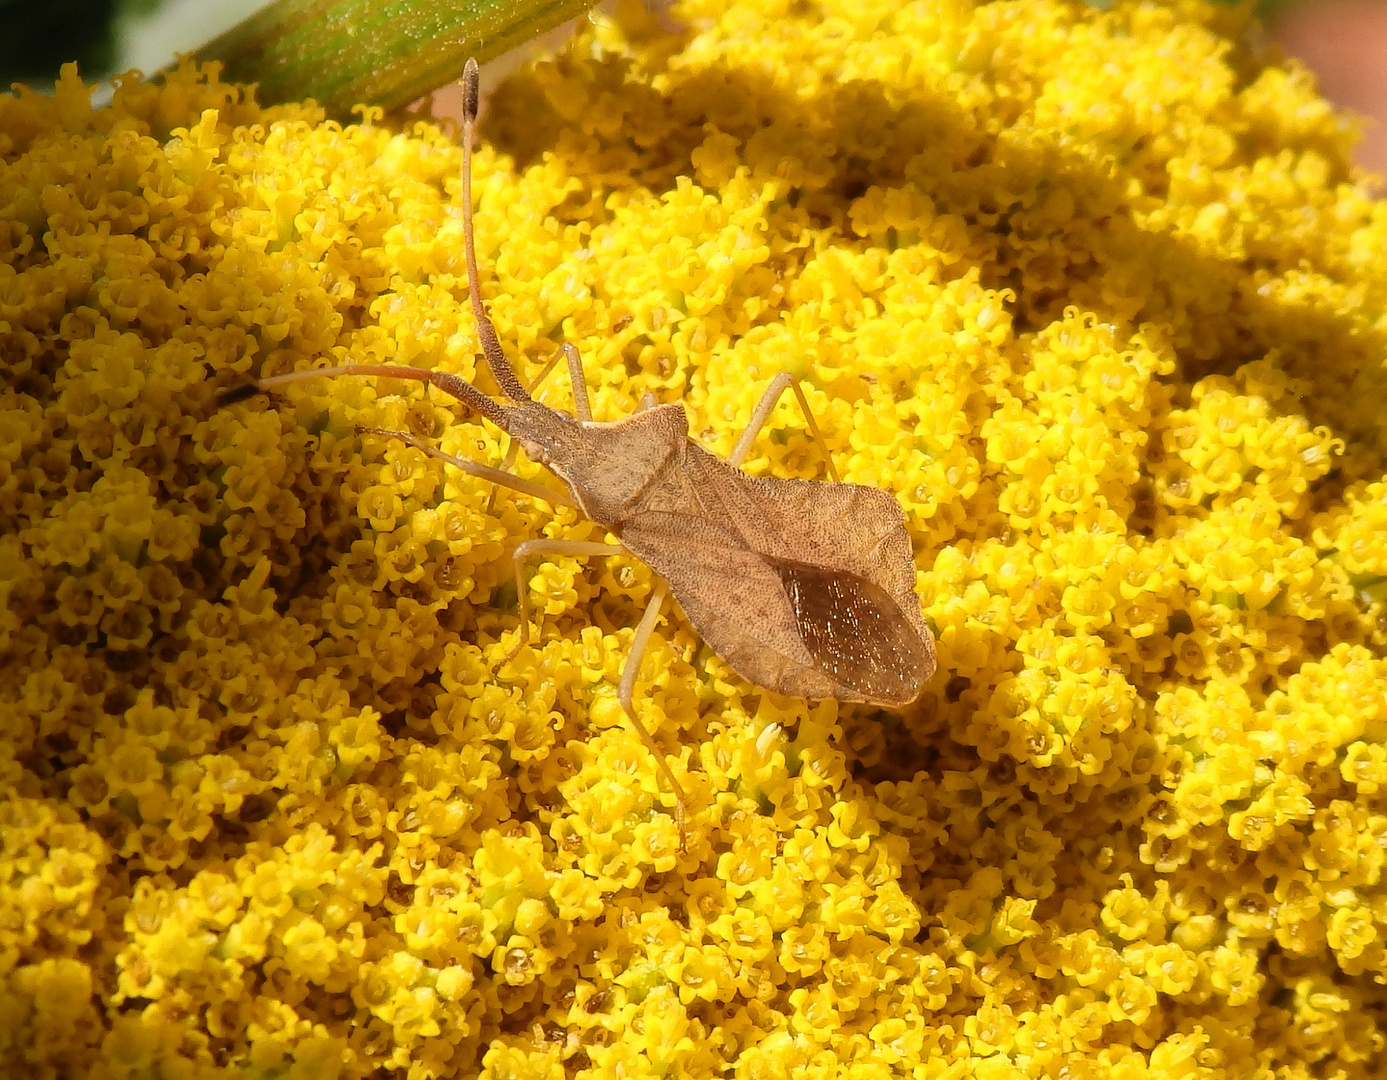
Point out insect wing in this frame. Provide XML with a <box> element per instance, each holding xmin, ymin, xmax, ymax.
<box><xmin>617</xmin><ymin>510</ymin><xmax>842</xmax><ymax>700</ymax></box>
<box><xmin>619</xmin><ymin>455</ymin><xmax>936</xmax><ymax>705</ymax></box>
<box><xmin>772</xmin><ymin>557</ymin><xmax>934</xmax><ymax>705</ymax></box>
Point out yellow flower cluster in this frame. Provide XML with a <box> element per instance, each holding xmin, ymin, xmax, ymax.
<box><xmin>2</xmin><ymin>0</ymin><xmax>1386</xmax><ymax>1075</ymax></box>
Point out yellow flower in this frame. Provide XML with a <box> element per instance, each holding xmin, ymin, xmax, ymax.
<box><xmin>668</xmin><ymin>942</ymin><xmax>734</xmax><ymax>1004</ymax></box>
<box><xmin>280</xmin><ymin>911</ymin><xmax>339</xmax><ymax>984</ymax></box>
<box><xmin>4</xmin><ymin>0</ymin><xmax>1387</xmax><ymax>1073</ymax></box>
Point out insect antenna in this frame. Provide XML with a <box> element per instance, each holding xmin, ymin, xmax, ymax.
<box><xmin>461</xmin><ymin>57</ymin><xmax>531</xmax><ymax>406</ymax></box>
<box><xmin>216</xmin><ymin>61</ymin><xmax>533</xmax><ymax>425</ymax></box>
<box><xmin>217</xmin><ymin>362</ymin><xmax>513</xmax><ymax>434</ymax></box>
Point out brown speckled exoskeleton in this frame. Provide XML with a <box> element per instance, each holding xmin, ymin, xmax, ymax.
<box><xmin>223</xmin><ymin>59</ymin><xmax>937</xmax><ymax>843</ymax></box>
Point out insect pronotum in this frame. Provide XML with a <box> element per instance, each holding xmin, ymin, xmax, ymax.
<box><xmin>223</xmin><ymin>59</ymin><xmax>938</xmax><ymax>842</ymax></box>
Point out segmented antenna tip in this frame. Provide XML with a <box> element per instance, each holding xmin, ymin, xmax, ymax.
<box><xmin>462</xmin><ymin>58</ymin><xmax>480</xmax><ymax>124</ymax></box>
<box><xmin>218</xmin><ymin>383</ymin><xmax>261</xmax><ymax>406</ymax></box>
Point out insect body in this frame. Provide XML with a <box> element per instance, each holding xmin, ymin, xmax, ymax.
<box><xmin>516</xmin><ymin>397</ymin><xmax>935</xmax><ymax>706</ymax></box>
<box><xmin>224</xmin><ymin>59</ymin><xmax>937</xmax><ymax>838</ymax></box>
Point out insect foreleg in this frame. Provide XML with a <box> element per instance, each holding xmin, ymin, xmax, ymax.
<box><xmin>486</xmin><ymin>348</ymin><xmax>573</xmax><ymax>514</ymax></box>
<box><xmin>728</xmin><ymin>372</ymin><xmax>841</xmax><ymax>482</ymax></box>
<box><xmin>356</xmin><ymin>427</ymin><xmax>573</xmax><ymax>508</ymax></box>
<box><xmin>511</xmin><ymin>344</ymin><xmax>589</xmax><ymax>421</ymax></box>
<box><xmin>561</xmin><ymin>344</ymin><xmax>593</xmax><ymax>422</ymax></box>
<box><xmin>616</xmin><ymin>582</ymin><xmax>688</xmax><ymax>846</ymax></box>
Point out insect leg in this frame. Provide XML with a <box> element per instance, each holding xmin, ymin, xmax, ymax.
<box><xmin>487</xmin><ymin>348</ymin><xmax>566</xmax><ymax>514</ymax></box>
<box><xmin>527</xmin><ymin>347</ymin><xmax>568</xmax><ymax>396</ymax></box>
<box><xmin>356</xmin><ymin>426</ymin><xmax>573</xmax><ymax>508</ymax></box>
<box><xmin>503</xmin><ymin>343</ymin><xmax>590</xmax><ymax>422</ymax></box>
<box><xmin>617</xmin><ymin>582</ymin><xmax>688</xmax><ymax>847</ymax></box>
<box><xmin>485</xmin><ymin>442</ymin><xmax>524</xmax><ymax>515</ymax></box>
<box><xmin>500</xmin><ymin>539</ymin><xmax>625</xmax><ymax>664</ymax></box>
<box><xmin>727</xmin><ymin>372</ymin><xmax>841</xmax><ymax>482</ymax></box>
<box><xmin>561</xmin><ymin>344</ymin><xmax>593</xmax><ymax>422</ymax></box>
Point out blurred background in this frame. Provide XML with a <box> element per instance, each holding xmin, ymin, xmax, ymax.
<box><xmin>1269</xmin><ymin>0</ymin><xmax>1386</xmax><ymax>173</ymax></box>
<box><xmin>0</xmin><ymin>0</ymin><xmax>1383</xmax><ymax>175</ymax></box>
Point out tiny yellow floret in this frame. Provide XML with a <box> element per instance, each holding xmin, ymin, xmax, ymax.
<box><xmin>1</xmin><ymin>0</ymin><xmax>1386</xmax><ymax>1076</ymax></box>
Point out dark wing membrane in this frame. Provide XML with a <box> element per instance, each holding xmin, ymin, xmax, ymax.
<box><xmin>773</xmin><ymin>558</ymin><xmax>933</xmax><ymax>706</ymax></box>
<box><xmin>617</xmin><ymin>512</ymin><xmax>842</xmax><ymax>702</ymax></box>
<box><xmin>683</xmin><ymin>448</ymin><xmax>935</xmax><ymax>703</ymax></box>
<box><xmin>618</xmin><ymin>509</ymin><xmax>934</xmax><ymax>706</ymax></box>
<box><xmin>619</xmin><ymin>442</ymin><xmax>936</xmax><ymax>705</ymax></box>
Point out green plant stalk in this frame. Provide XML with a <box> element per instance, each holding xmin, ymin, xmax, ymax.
<box><xmin>195</xmin><ymin>0</ymin><xmax>597</xmax><ymax>117</ymax></box>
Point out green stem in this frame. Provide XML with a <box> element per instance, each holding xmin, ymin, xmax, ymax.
<box><xmin>195</xmin><ymin>0</ymin><xmax>597</xmax><ymax>117</ymax></box>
